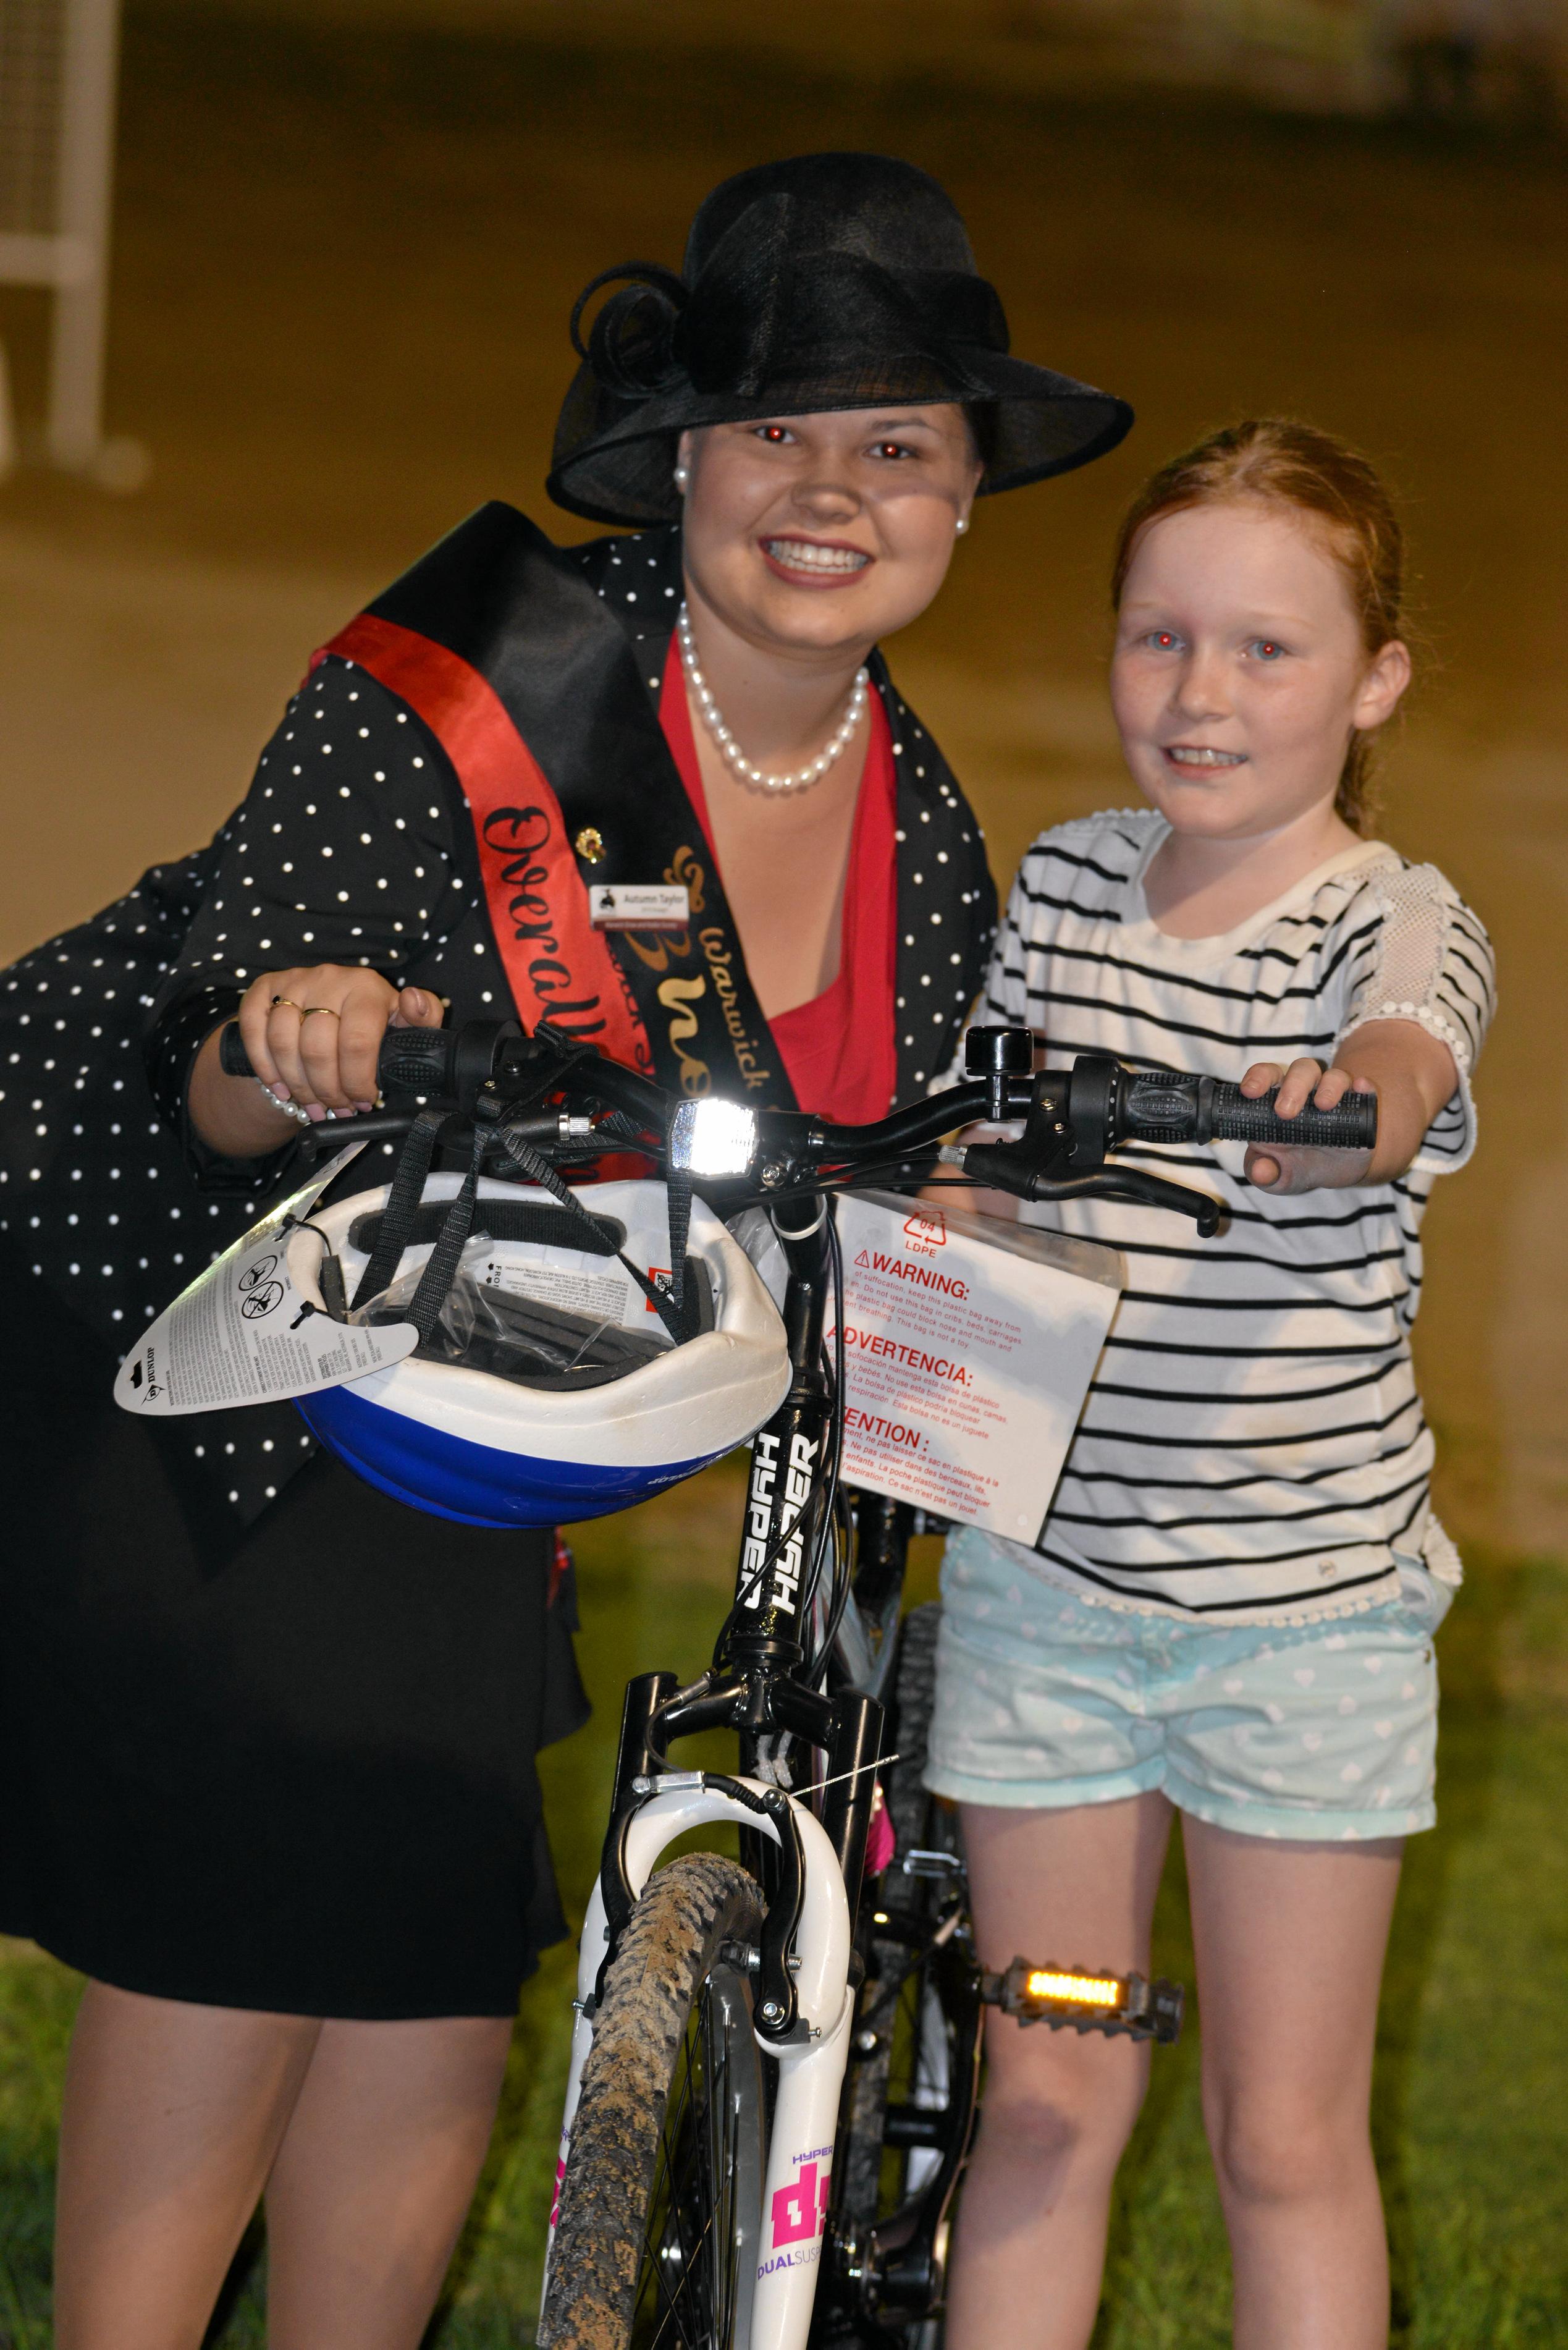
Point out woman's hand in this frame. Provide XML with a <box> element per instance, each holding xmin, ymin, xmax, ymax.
<box><xmin>187</xmin><ymin>966</ymin><xmax>445</xmax><ymax>1158</ymax></box>
<box><xmin>238</xmin><ymin>966</ymin><xmax>444</xmax><ymax>1117</ymax></box>
<box><xmin>1240</xmin><ymin>1020</ymin><xmax>1459</xmax><ymax>1193</ymax></box>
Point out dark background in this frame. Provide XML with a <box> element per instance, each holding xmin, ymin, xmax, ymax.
<box><xmin>4</xmin><ymin>0</ymin><xmax>1563</xmax><ymax>1550</ymax></box>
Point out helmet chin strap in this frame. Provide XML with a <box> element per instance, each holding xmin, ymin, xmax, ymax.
<box><xmin>348</xmin><ymin>1093</ymin><xmax>698</xmax><ymax>1348</ymax></box>
<box><xmin>493</xmin><ymin>1122</ymin><xmax>693</xmax><ymax>1345</ymax></box>
<box><xmin>350</xmin><ymin>1105</ymin><xmax>447</xmax><ymax>1318</ymax></box>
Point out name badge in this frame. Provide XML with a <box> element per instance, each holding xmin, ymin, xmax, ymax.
<box><xmin>589</xmin><ymin>883</ymin><xmax>691</xmax><ymax>930</ymax></box>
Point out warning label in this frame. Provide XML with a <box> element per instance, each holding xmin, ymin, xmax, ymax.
<box><xmin>478</xmin><ymin>1256</ymin><xmax>630</xmax><ymax>1326</ymax></box>
<box><xmin>828</xmin><ymin>1194</ymin><xmax>1121</xmax><ymax>1543</ymax></box>
<box><xmin>114</xmin><ymin>1147</ymin><xmax>419</xmax><ymax>1416</ymax></box>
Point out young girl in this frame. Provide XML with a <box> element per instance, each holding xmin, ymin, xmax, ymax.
<box><xmin>930</xmin><ymin>420</ymin><xmax>1495</xmax><ymax>2350</ymax></box>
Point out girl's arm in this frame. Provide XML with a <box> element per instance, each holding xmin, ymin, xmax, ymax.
<box><xmin>1239</xmin><ymin>1020</ymin><xmax>1459</xmax><ymax>1193</ymax></box>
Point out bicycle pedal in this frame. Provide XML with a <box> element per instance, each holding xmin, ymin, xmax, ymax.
<box><xmin>980</xmin><ymin>1955</ymin><xmax>1184</xmax><ymax>2044</ymax></box>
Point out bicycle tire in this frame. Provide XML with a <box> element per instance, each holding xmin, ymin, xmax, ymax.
<box><xmin>540</xmin><ymin>1853</ymin><xmax>768</xmax><ymax>2350</ymax></box>
<box><xmin>838</xmin><ymin>1602</ymin><xmax>964</xmax><ymax>2234</ymax></box>
<box><xmin>885</xmin><ymin>1600</ymin><xmax>942</xmax><ymax>1853</ymax></box>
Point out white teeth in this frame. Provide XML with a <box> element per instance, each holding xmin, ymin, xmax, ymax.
<box><xmin>764</xmin><ymin>539</ymin><xmax>869</xmax><ymax>573</ymax></box>
<box><xmin>1167</xmin><ymin>746</ymin><xmax>1245</xmax><ymax>769</ymax></box>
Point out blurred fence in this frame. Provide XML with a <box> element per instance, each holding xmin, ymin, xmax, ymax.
<box><xmin>0</xmin><ymin>0</ymin><xmax>138</xmax><ymax>478</ymax></box>
<box><xmin>156</xmin><ymin>0</ymin><xmax>1568</xmax><ymax>122</ymax></box>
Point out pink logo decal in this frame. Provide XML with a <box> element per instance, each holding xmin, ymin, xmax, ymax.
<box><xmin>770</xmin><ymin>2158</ymin><xmax>832</xmax><ymax>2247</ymax></box>
<box><xmin>549</xmin><ymin>2152</ymin><xmax>567</xmax><ymax>2232</ymax></box>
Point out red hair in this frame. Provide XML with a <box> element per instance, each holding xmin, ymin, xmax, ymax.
<box><xmin>1111</xmin><ymin>419</ymin><xmax>1406</xmax><ymax>834</ymax></box>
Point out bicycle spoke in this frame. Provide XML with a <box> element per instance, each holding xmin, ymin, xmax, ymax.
<box><xmin>646</xmin><ymin>2202</ymin><xmax>720</xmax><ymax>2350</ymax></box>
<box><xmin>633</xmin><ymin>1977</ymin><xmax>748</xmax><ymax>2350</ymax></box>
<box><xmin>640</xmin><ymin>2042</ymin><xmax>704</xmax><ymax>2343</ymax></box>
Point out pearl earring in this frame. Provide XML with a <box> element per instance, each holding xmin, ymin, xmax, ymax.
<box><xmin>955</xmin><ymin>516</ymin><xmax>969</xmax><ymax>536</ymax></box>
<box><xmin>674</xmin><ymin>467</ymin><xmax>689</xmax><ymax>492</ymax></box>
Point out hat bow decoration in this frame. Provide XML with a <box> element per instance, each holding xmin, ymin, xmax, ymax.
<box><xmin>571</xmin><ymin>263</ymin><xmax>691</xmax><ymax>400</ymax></box>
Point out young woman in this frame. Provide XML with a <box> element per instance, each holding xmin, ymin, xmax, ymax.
<box><xmin>931</xmin><ymin>420</ymin><xmax>1494</xmax><ymax>2350</ymax></box>
<box><xmin>0</xmin><ymin>153</ymin><xmax>1131</xmax><ymax>2348</ymax></box>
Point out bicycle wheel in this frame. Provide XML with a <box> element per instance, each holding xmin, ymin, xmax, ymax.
<box><xmin>834</xmin><ymin>1604</ymin><xmax>977</xmax><ymax>2343</ymax></box>
<box><xmin>840</xmin><ymin>1604</ymin><xmax>950</xmax><ymax>2218</ymax></box>
<box><xmin>883</xmin><ymin>1598</ymin><xmax>946</xmax><ymax>1858</ymax></box>
<box><xmin>541</xmin><ymin>1853</ymin><xmax>769</xmax><ymax>2350</ymax></box>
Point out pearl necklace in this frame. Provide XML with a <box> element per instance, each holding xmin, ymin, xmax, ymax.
<box><xmin>677</xmin><ymin>603</ymin><xmax>869</xmax><ymax>796</ymax></box>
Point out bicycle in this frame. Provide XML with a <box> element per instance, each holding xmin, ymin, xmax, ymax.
<box><xmin>219</xmin><ymin>1012</ymin><xmax>1373</xmax><ymax>2350</ymax></box>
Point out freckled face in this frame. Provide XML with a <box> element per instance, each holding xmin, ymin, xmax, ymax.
<box><xmin>678</xmin><ymin>405</ymin><xmax>981</xmax><ymax>659</ymax></box>
<box><xmin>1110</xmin><ymin>500</ymin><xmax>1408</xmax><ymax>842</ymax></box>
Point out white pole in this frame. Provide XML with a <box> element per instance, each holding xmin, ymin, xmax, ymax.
<box><xmin>46</xmin><ymin>0</ymin><xmax>121</xmax><ymax>471</ymax></box>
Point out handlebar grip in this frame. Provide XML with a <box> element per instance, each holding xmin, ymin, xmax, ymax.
<box><xmin>217</xmin><ymin>1020</ymin><xmax>458</xmax><ymax>1096</ymax></box>
<box><xmin>1117</xmin><ymin>1069</ymin><xmax>1376</xmax><ymax>1154</ymax></box>
<box><xmin>1205</xmin><ymin>1080</ymin><xmax>1376</xmax><ymax>1152</ymax></box>
<box><xmin>371</xmin><ymin>1026</ymin><xmax>460</xmax><ymax>1096</ymax></box>
<box><xmin>217</xmin><ymin>1022</ymin><xmax>256</xmax><ymax>1078</ymax></box>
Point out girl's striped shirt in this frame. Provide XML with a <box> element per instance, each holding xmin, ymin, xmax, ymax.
<box><xmin>971</xmin><ymin>809</ymin><xmax>1495</xmax><ymax>1623</ymax></box>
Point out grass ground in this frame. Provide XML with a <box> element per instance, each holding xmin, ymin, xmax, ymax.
<box><xmin>0</xmin><ymin>1466</ymin><xmax>1562</xmax><ymax>2346</ymax></box>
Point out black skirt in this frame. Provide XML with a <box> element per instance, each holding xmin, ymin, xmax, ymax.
<box><xmin>0</xmin><ymin>1257</ymin><xmax>590</xmax><ymax>2021</ymax></box>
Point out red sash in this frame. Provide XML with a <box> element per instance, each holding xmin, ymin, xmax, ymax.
<box><xmin>319</xmin><ymin>614</ymin><xmax>653</xmax><ymax>1075</ymax></box>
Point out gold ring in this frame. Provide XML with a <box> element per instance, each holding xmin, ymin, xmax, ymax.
<box><xmin>271</xmin><ymin>996</ymin><xmax>301</xmax><ymax>1012</ymax></box>
<box><xmin>299</xmin><ymin>1005</ymin><xmax>340</xmax><ymax>1020</ymax></box>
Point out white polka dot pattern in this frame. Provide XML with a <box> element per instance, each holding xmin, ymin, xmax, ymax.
<box><xmin>0</xmin><ymin>524</ymin><xmax>999</xmax><ymax>1534</ymax></box>
<box><xmin>0</xmin><ymin>851</ymin><xmax>311</xmax><ymax>1525</ymax></box>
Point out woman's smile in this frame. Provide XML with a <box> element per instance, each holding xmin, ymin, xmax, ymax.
<box><xmin>758</xmin><ymin>533</ymin><xmax>874</xmax><ymax>585</ymax></box>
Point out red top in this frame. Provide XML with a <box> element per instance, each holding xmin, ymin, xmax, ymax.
<box><xmin>658</xmin><ymin>638</ymin><xmax>898</xmax><ymax>1122</ymax></box>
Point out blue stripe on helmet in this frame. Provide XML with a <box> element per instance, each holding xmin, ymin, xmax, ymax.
<box><xmin>298</xmin><ymin>1382</ymin><xmax>719</xmax><ymax>1529</ymax></box>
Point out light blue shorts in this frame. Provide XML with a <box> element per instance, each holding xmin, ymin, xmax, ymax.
<box><xmin>926</xmin><ymin>1525</ymin><xmax>1454</xmax><ymax>1841</ymax></box>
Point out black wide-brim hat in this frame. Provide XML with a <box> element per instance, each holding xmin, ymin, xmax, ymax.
<box><xmin>547</xmin><ymin>151</ymin><xmax>1132</xmax><ymax>528</ymax></box>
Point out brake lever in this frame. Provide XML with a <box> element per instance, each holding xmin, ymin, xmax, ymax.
<box><xmin>1026</xmin><ymin>1167</ymin><xmax>1223</xmax><ymax>1238</ymax></box>
<box><xmin>956</xmin><ymin>1134</ymin><xmax>1221</xmax><ymax>1236</ymax></box>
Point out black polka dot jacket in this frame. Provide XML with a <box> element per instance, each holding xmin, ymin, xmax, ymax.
<box><xmin>0</xmin><ymin>514</ymin><xmax>995</xmax><ymax>1531</ymax></box>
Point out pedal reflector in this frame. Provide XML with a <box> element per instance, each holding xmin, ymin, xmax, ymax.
<box><xmin>982</xmin><ymin>1956</ymin><xmax>1184</xmax><ymax>2045</ymax></box>
<box><xmin>1024</xmin><ymin>1968</ymin><xmax>1121</xmax><ymax>2008</ymax></box>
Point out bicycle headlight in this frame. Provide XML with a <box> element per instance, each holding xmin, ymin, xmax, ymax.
<box><xmin>668</xmin><ymin>1096</ymin><xmax>758</xmax><ymax>1180</ymax></box>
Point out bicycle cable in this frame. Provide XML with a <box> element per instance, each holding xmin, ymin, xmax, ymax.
<box><xmin>807</xmin><ymin>1214</ymin><xmax>855</xmax><ymax>1685</ymax></box>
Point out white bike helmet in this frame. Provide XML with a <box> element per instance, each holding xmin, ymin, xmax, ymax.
<box><xmin>291</xmin><ymin>1173</ymin><xmax>788</xmax><ymax>1528</ymax></box>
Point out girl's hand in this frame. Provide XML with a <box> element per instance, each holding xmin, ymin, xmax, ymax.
<box><xmin>1239</xmin><ymin>1021</ymin><xmax>1458</xmax><ymax>1193</ymax></box>
<box><xmin>1239</xmin><ymin>1057</ymin><xmax>1375</xmax><ymax>1194</ymax></box>
<box><xmin>238</xmin><ymin>965</ymin><xmax>444</xmax><ymax>1119</ymax></box>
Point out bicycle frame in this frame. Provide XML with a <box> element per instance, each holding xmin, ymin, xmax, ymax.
<box><xmin>217</xmin><ymin>1018</ymin><xmax>1335</xmax><ymax>2346</ymax></box>
<box><xmin>547</xmin><ymin>1193</ymin><xmax>919</xmax><ymax>2350</ymax></box>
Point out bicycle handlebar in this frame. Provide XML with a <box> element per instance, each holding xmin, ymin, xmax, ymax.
<box><xmin>216</xmin><ymin>1014</ymin><xmax>1376</xmax><ymax>1230</ymax></box>
<box><xmin>220</xmin><ymin>1017</ymin><xmax>492</xmax><ymax>1103</ymax></box>
<box><xmin>1108</xmin><ymin>1063</ymin><xmax>1376</xmax><ymax>1154</ymax></box>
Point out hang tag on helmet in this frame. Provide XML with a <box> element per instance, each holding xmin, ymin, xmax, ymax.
<box><xmin>114</xmin><ymin>1145</ymin><xmax>419</xmax><ymax>1417</ymax></box>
